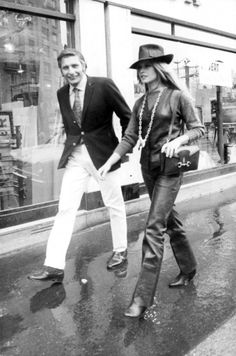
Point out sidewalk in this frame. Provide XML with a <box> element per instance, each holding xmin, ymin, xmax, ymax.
<box><xmin>1</xmin><ymin>171</ymin><xmax>236</xmax><ymax>256</ymax></box>
<box><xmin>1</xmin><ymin>175</ymin><xmax>236</xmax><ymax>355</ymax></box>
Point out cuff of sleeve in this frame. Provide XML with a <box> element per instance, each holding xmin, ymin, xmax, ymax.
<box><xmin>114</xmin><ymin>144</ymin><xmax>131</xmax><ymax>157</ymax></box>
<box><xmin>114</xmin><ymin>146</ymin><xmax>125</xmax><ymax>157</ymax></box>
<box><xmin>186</xmin><ymin>130</ymin><xmax>198</xmax><ymax>142</ymax></box>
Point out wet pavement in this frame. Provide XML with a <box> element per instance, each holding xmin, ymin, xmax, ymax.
<box><xmin>1</xmin><ymin>190</ymin><xmax>236</xmax><ymax>356</ymax></box>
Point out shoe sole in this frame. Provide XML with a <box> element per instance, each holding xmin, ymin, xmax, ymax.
<box><xmin>168</xmin><ymin>270</ymin><xmax>196</xmax><ymax>288</ymax></box>
<box><xmin>28</xmin><ymin>276</ymin><xmax>64</xmax><ymax>283</ymax></box>
<box><xmin>107</xmin><ymin>259</ymin><xmax>127</xmax><ymax>270</ymax></box>
<box><xmin>124</xmin><ymin>309</ymin><xmax>146</xmax><ymax>319</ymax></box>
<box><xmin>168</xmin><ymin>276</ymin><xmax>195</xmax><ymax>288</ymax></box>
<box><xmin>169</xmin><ymin>281</ymin><xmax>191</xmax><ymax>288</ymax></box>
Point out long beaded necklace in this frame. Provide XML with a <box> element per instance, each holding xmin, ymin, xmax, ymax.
<box><xmin>138</xmin><ymin>88</ymin><xmax>165</xmax><ymax>150</ymax></box>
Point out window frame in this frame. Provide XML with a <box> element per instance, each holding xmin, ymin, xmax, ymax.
<box><xmin>0</xmin><ymin>0</ymin><xmax>76</xmax><ymax>226</ymax></box>
<box><xmin>0</xmin><ymin>0</ymin><xmax>76</xmax><ymax>21</ymax></box>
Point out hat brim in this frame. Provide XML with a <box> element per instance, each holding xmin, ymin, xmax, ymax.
<box><xmin>130</xmin><ymin>54</ymin><xmax>174</xmax><ymax>69</ymax></box>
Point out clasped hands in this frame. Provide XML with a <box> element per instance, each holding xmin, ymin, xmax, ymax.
<box><xmin>98</xmin><ymin>152</ymin><xmax>121</xmax><ymax>180</ymax></box>
<box><xmin>98</xmin><ymin>136</ymin><xmax>189</xmax><ymax>179</ymax></box>
<box><xmin>98</xmin><ymin>161</ymin><xmax>112</xmax><ymax>180</ymax></box>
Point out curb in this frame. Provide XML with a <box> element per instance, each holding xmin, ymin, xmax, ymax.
<box><xmin>1</xmin><ymin>171</ymin><xmax>236</xmax><ymax>256</ymax></box>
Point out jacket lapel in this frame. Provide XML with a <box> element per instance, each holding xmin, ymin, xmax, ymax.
<box><xmin>82</xmin><ymin>76</ymin><xmax>95</xmax><ymax>124</ymax></box>
<box><xmin>61</xmin><ymin>84</ymin><xmax>71</xmax><ymax>111</ymax></box>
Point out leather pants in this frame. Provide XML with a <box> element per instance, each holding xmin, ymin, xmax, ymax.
<box><xmin>132</xmin><ymin>166</ymin><xmax>197</xmax><ymax>307</ymax></box>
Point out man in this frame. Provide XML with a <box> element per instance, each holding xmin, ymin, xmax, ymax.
<box><xmin>29</xmin><ymin>48</ymin><xmax>131</xmax><ymax>282</ymax></box>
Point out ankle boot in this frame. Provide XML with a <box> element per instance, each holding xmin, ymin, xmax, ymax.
<box><xmin>124</xmin><ymin>297</ymin><xmax>147</xmax><ymax>318</ymax></box>
<box><xmin>169</xmin><ymin>269</ymin><xmax>196</xmax><ymax>288</ymax></box>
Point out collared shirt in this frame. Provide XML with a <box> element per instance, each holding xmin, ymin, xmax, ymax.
<box><xmin>69</xmin><ymin>74</ymin><xmax>87</xmax><ymax>110</ymax></box>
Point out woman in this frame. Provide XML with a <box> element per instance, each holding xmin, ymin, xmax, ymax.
<box><xmin>99</xmin><ymin>44</ymin><xmax>205</xmax><ymax>318</ymax></box>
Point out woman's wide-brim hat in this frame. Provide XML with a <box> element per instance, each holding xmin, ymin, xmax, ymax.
<box><xmin>130</xmin><ymin>44</ymin><xmax>174</xmax><ymax>69</ymax></box>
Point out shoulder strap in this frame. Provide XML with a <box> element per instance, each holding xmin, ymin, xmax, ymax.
<box><xmin>167</xmin><ymin>90</ymin><xmax>182</xmax><ymax>142</ymax></box>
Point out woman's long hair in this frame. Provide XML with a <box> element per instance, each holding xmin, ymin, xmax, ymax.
<box><xmin>152</xmin><ymin>62</ymin><xmax>182</xmax><ymax>90</ymax></box>
<box><xmin>138</xmin><ymin>60</ymin><xmax>190</xmax><ymax>95</ymax></box>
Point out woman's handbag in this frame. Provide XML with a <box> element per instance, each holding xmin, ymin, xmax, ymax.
<box><xmin>160</xmin><ymin>145</ymin><xmax>200</xmax><ymax>175</ymax></box>
<box><xmin>161</xmin><ymin>91</ymin><xmax>200</xmax><ymax>175</ymax></box>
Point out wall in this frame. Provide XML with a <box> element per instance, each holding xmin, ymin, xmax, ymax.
<box><xmin>108</xmin><ymin>0</ymin><xmax>236</xmax><ymax>34</ymax></box>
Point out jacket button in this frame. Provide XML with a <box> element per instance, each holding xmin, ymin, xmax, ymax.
<box><xmin>81</xmin><ymin>131</ymin><xmax>84</xmax><ymax>135</ymax></box>
<box><xmin>73</xmin><ymin>143</ymin><xmax>76</xmax><ymax>146</ymax></box>
<box><xmin>73</xmin><ymin>121</ymin><xmax>76</xmax><ymax>124</ymax></box>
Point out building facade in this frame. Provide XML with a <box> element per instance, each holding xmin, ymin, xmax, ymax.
<box><xmin>1</xmin><ymin>0</ymin><xmax>236</xmax><ymax>227</ymax></box>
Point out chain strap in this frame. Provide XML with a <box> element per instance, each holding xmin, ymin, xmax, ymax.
<box><xmin>138</xmin><ymin>88</ymin><xmax>165</xmax><ymax>150</ymax></box>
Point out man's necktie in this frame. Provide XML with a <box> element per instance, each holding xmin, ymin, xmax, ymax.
<box><xmin>73</xmin><ymin>87</ymin><xmax>82</xmax><ymax>127</ymax></box>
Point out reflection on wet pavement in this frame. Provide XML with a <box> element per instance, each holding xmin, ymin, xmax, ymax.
<box><xmin>211</xmin><ymin>208</ymin><xmax>225</xmax><ymax>239</ymax></box>
<box><xmin>30</xmin><ymin>283</ymin><xmax>66</xmax><ymax>313</ymax></box>
<box><xmin>1</xmin><ymin>198</ymin><xmax>236</xmax><ymax>355</ymax></box>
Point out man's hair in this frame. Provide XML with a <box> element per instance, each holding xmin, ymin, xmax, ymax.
<box><xmin>57</xmin><ymin>48</ymin><xmax>87</xmax><ymax>69</ymax></box>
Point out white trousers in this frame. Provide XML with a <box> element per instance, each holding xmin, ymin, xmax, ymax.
<box><xmin>44</xmin><ymin>144</ymin><xmax>127</xmax><ymax>270</ymax></box>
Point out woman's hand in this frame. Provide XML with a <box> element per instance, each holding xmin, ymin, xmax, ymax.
<box><xmin>98</xmin><ymin>162</ymin><xmax>112</xmax><ymax>179</ymax></box>
<box><xmin>98</xmin><ymin>152</ymin><xmax>121</xmax><ymax>179</ymax></box>
<box><xmin>161</xmin><ymin>135</ymin><xmax>189</xmax><ymax>158</ymax></box>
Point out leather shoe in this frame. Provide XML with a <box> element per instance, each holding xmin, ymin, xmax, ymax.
<box><xmin>124</xmin><ymin>300</ymin><xmax>147</xmax><ymax>319</ymax></box>
<box><xmin>28</xmin><ymin>267</ymin><xmax>64</xmax><ymax>283</ymax></box>
<box><xmin>107</xmin><ymin>250</ymin><xmax>127</xmax><ymax>270</ymax></box>
<box><xmin>169</xmin><ymin>269</ymin><xmax>196</xmax><ymax>288</ymax></box>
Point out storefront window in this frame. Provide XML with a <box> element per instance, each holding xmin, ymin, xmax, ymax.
<box><xmin>0</xmin><ymin>9</ymin><xmax>71</xmax><ymax>211</ymax></box>
<box><xmin>132</xmin><ymin>34</ymin><xmax>236</xmax><ymax>170</ymax></box>
<box><xmin>1</xmin><ymin>0</ymin><xmax>69</xmax><ymax>14</ymax></box>
<box><xmin>175</xmin><ymin>26</ymin><xmax>236</xmax><ymax>50</ymax></box>
<box><xmin>131</xmin><ymin>15</ymin><xmax>171</xmax><ymax>34</ymax></box>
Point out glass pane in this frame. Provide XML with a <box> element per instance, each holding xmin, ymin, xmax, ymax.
<box><xmin>131</xmin><ymin>15</ymin><xmax>171</xmax><ymax>34</ymax></box>
<box><xmin>132</xmin><ymin>34</ymin><xmax>236</xmax><ymax>170</ymax></box>
<box><xmin>0</xmin><ymin>0</ymin><xmax>70</xmax><ymax>14</ymax></box>
<box><xmin>0</xmin><ymin>10</ymin><xmax>70</xmax><ymax>211</ymax></box>
<box><xmin>175</xmin><ymin>25</ymin><xmax>236</xmax><ymax>50</ymax></box>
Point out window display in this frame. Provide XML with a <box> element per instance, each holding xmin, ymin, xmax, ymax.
<box><xmin>0</xmin><ymin>8</ymin><xmax>71</xmax><ymax>210</ymax></box>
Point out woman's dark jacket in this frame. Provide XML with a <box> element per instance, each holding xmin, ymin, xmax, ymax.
<box><xmin>115</xmin><ymin>88</ymin><xmax>205</xmax><ymax>169</ymax></box>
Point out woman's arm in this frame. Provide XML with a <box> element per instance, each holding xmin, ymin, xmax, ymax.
<box><xmin>114</xmin><ymin>100</ymin><xmax>141</xmax><ymax>157</ymax></box>
<box><xmin>99</xmin><ymin>99</ymin><xmax>142</xmax><ymax>178</ymax></box>
<box><xmin>98</xmin><ymin>152</ymin><xmax>121</xmax><ymax>179</ymax></box>
<box><xmin>179</xmin><ymin>91</ymin><xmax>205</xmax><ymax>141</ymax></box>
<box><xmin>99</xmin><ymin>109</ymin><xmax>139</xmax><ymax>177</ymax></box>
<box><xmin>162</xmin><ymin>91</ymin><xmax>205</xmax><ymax>158</ymax></box>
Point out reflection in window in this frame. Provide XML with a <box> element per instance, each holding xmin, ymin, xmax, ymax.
<box><xmin>131</xmin><ymin>15</ymin><xmax>171</xmax><ymax>34</ymax></box>
<box><xmin>0</xmin><ymin>10</ymin><xmax>69</xmax><ymax>210</ymax></box>
<box><xmin>52</xmin><ymin>33</ymin><xmax>58</xmax><ymax>43</ymax></box>
<box><xmin>175</xmin><ymin>25</ymin><xmax>236</xmax><ymax>49</ymax></box>
<box><xmin>1</xmin><ymin>0</ymin><xmax>68</xmax><ymax>13</ymax></box>
<box><xmin>132</xmin><ymin>34</ymin><xmax>236</xmax><ymax>170</ymax></box>
<box><xmin>42</xmin><ymin>27</ymin><xmax>49</xmax><ymax>39</ymax></box>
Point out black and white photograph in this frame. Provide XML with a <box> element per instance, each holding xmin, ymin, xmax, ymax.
<box><xmin>0</xmin><ymin>0</ymin><xmax>236</xmax><ymax>355</ymax></box>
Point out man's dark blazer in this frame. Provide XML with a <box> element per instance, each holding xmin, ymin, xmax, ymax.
<box><xmin>57</xmin><ymin>76</ymin><xmax>131</xmax><ymax>171</ymax></box>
